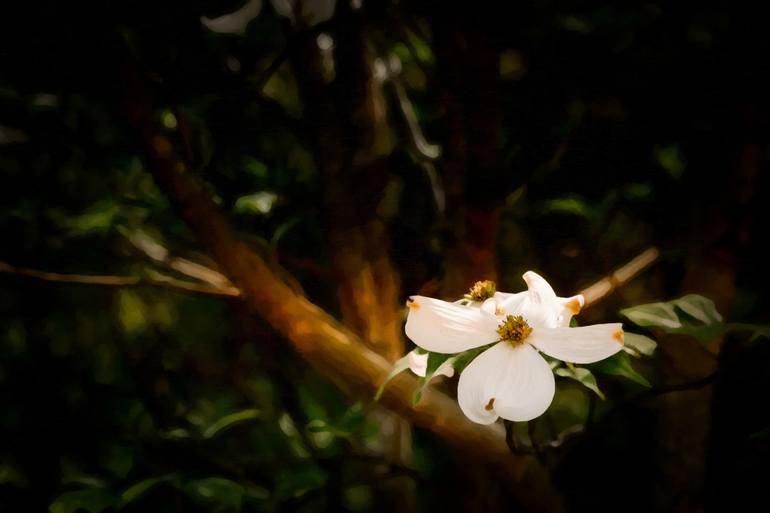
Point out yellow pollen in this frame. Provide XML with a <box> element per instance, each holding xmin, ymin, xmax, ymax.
<box><xmin>467</xmin><ymin>280</ymin><xmax>496</xmax><ymax>302</ymax></box>
<box><xmin>497</xmin><ymin>315</ymin><xmax>533</xmax><ymax>346</ymax></box>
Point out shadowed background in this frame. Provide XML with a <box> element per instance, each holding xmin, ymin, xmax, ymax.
<box><xmin>1</xmin><ymin>1</ymin><xmax>769</xmax><ymax>512</ymax></box>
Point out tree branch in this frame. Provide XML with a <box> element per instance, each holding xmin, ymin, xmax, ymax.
<box><xmin>0</xmin><ymin>260</ymin><xmax>240</xmax><ymax>297</ymax></box>
<box><xmin>120</xmin><ymin>62</ymin><xmax>563</xmax><ymax>513</ymax></box>
<box><xmin>579</xmin><ymin>247</ymin><xmax>660</xmax><ymax>308</ymax></box>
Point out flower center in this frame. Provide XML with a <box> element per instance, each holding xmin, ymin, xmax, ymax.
<box><xmin>467</xmin><ymin>280</ymin><xmax>496</xmax><ymax>302</ymax></box>
<box><xmin>497</xmin><ymin>315</ymin><xmax>532</xmax><ymax>346</ymax></box>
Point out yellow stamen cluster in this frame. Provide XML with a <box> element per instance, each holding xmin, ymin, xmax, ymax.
<box><xmin>497</xmin><ymin>315</ymin><xmax>532</xmax><ymax>347</ymax></box>
<box><xmin>467</xmin><ymin>280</ymin><xmax>496</xmax><ymax>302</ymax></box>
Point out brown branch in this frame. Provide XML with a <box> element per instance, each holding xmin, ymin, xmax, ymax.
<box><xmin>121</xmin><ymin>63</ymin><xmax>563</xmax><ymax>513</ymax></box>
<box><xmin>0</xmin><ymin>260</ymin><xmax>240</xmax><ymax>297</ymax></box>
<box><xmin>579</xmin><ymin>247</ymin><xmax>660</xmax><ymax>308</ymax></box>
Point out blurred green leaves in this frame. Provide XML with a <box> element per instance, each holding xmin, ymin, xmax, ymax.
<box><xmin>185</xmin><ymin>477</ymin><xmax>245</xmax><ymax>511</ymax></box>
<box><xmin>622</xmin><ymin>294</ymin><xmax>769</xmax><ymax>344</ymax></box>
<box><xmin>591</xmin><ymin>352</ymin><xmax>651</xmax><ymax>388</ymax></box>
<box><xmin>49</xmin><ymin>489</ymin><xmax>117</xmax><ymax>513</ymax></box>
<box><xmin>202</xmin><ymin>409</ymin><xmax>261</xmax><ymax>439</ymax></box>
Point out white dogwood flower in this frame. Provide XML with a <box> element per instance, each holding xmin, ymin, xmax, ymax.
<box><xmin>405</xmin><ymin>272</ymin><xmax>623</xmax><ymax>424</ymax></box>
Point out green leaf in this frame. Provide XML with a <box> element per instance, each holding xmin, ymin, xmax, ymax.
<box><xmin>591</xmin><ymin>352</ymin><xmax>651</xmax><ymax>387</ymax></box>
<box><xmin>623</xmin><ymin>333</ymin><xmax>657</xmax><ymax>357</ymax></box>
<box><xmin>412</xmin><ymin>352</ymin><xmax>454</xmax><ymax>404</ymax></box>
<box><xmin>102</xmin><ymin>445</ymin><xmax>133</xmax><ymax>479</ymax></box>
<box><xmin>555</xmin><ymin>366</ymin><xmax>606</xmax><ymax>399</ymax></box>
<box><xmin>543</xmin><ymin>197</ymin><xmax>591</xmax><ymax>218</ymax></box>
<box><xmin>202</xmin><ymin>409</ymin><xmax>260</xmax><ymax>439</ymax></box>
<box><xmin>120</xmin><ymin>474</ymin><xmax>178</xmax><ymax>505</ymax></box>
<box><xmin>674</xmin><ymin>295</ymin><xmax>723</xmax><ymax>324</ymax></box>
<box><xmin>50</xmin><ymin>489</ymin><xmax>117</xmax><ymax>513</ymax></box>
<box><xmin>374</xmin><ymin>351</ymin><xmax>417</xmax><ymax>401</ymax></box>
<box><xmin>274</xmin><ymin>464</ymin><xmax>327</xmax><ymax>501</ymax></box>
<box><xmin>185</xmin><ymin>477</ymin><xmax>244</xmax><ymax>511</ymax></box>
<box><xmin>451</xmin><ymin>344</ymin><xmax>494</xmax><ymax>374</ymax></box>
<box><xmin>621</xmin><ymin>301</ymin><xmax>682</xmax><ymax>329</ymax></box>
<box><xmin>234</xmin><ymin>192</ymin><xmax>278</xmax><ymax>216</ymax></box>
<box><xmin>621</xmin><ymin>294</ymin><xmax>728</xmax><ymax>344</ymax></box>
<box><xmin>411</xmin><ymin>345</ymin><xmax>494</xmax><ymax>405</ymax></box>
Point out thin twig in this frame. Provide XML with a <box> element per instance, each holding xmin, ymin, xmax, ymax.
<box><xmin>254</xmin><ymin>46</ymin><xmax>290</xmax><ymax>93</ymax></box>
<box><xmin>126</xmin><ymin>230</ymin><xmax>233</xmax><ymax>288</ymax></box>
<box><xmin>580</xmin><ymin>247</ymin><xmax>660</xmax><ymax>308</ymax></box>
<box><xmin>636</xmin><ymin>372</ymin><xmax>716</xmax><ymax>400</ymax></box>
<box><xmin>0</xmin><ymin>260</ymin><xmax>239</xmax><ymax>297</ymax></box>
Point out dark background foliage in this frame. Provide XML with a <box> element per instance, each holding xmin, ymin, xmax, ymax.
<box><xmin>1</xmin><ymin>1</ymin><xmax>768</xmax><ymax>512</ymax></box>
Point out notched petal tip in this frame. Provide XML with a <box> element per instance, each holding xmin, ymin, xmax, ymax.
<box><xmin>485</xmin><ymin>397</ymin><xmax>495</xmax><ymax>411</ymax></box>
<box><xmin>566</xmin><ymin>297</ymin><xmax>583</xmax><ymax>315</ymax></box>
<box><xmin>521</xmin><ymin>270</ymin><xmax>541</xmax><ymax>285</ymax></box>
<box><xmin>406</xmin><ymin>297</ymin><xmax>420</xmax><ymax>310</ymax></box>
<box><xmin>613</xmin><ymin>328</ymin><xmax>625</xmax><ymax>344</ymax></box>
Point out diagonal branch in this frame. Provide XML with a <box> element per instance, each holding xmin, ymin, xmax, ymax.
<box><xmin>120</xmin><ymin>63</ymin><xmax>563</xmax><ymax>513</ymax></box>
<box><xmin>0</xmin><ymin>260</ymin><xmax>240</xmax><ymax>297</ymax></box>
<box><xmin>579</xmin><ymin>247</ymin><xmax>660</xmax><ymax>308</ymax></box>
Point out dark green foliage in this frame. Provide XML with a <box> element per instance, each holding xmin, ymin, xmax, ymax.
<box><xmin>1</xmin><ymin>1</ymin><xmax>769</xmax><ymax>513</ymax></box>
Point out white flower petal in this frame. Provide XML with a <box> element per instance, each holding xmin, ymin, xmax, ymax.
<box><xmin>458</xmin><ymin>342</ymin><xmax>556</xmax><ymax>424</ymax></box>
<box><xmin>405</xmin><ymin>296</ymin><xmax>500</xmax><ymax>353</ymax></box>
<box><xmin>407</xmin><ymin>350</ymin><xmax>428</xmax><ymax>377</ymax></box>
<box><xmin>522</xmin><ymin>271</ymin><xmax>557</xmax><ymax>303</ymax></box>
<box><xmin>497</xmin><ymin>273</ymin><xmax>583</xmax><ymax>329</ymax></box>
<box><xmin>555</xmin><ymin>294</ymin><xmax>585</xmax><ymax>327</ymax></box>
<box><xmin>480</xmin><ymin>297</ymin><xmax>498</xmax><ymax>315</ymax></box>
<box><xmin>529</xmin><ymin>323</ymin><xmax>624</xmax><ymax>364</ymax></box>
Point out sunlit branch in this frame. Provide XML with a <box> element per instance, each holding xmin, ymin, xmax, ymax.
<box><xmin>579</xmin><ymin>247</ymin><xmax>660</xmax><ymax>308</ymax></box>
<box><xmin>0</xmin><ymin>260</ymin><xmax>240</xmax><ymax>297</ymax></box>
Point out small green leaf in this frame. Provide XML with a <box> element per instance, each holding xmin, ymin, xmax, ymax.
<box><xmin>425</xmin><ymin>352</ymin><xmax>452</xmax><ymax>375</ymax></box>
<box><xmin>451</xmin><ymin>344</ymin><xmax>494</xmax><ymax>374</ymax></box>
<box><xmin>621</xmin><ymin>294</ymin><xmax>729</xmax><ymax>344</ymax></box>
<box><xmin>591</xmin><ymin>352</ymin><xmax>651</xmax><ymax>387</ymax></box>
<box><xmin>120</xmin><ymin>474</ymin><xmax>177</xmax><ymax>505</ymax></box>
<box><xmin>411</xmin><ymin>344</ymin><xmax>496</xmax><ymax>405</ymax></box>
<box><xmin>623</xmin><ymin>333</ymin><xmax>657</xmax><ymax>357</ymax></box>
<box><xmin>543</xmin><ymin>197</ymin><xmax>591</xmax><ymax>218</ymax></box>
<box><xmin>185</xmin><ymin>477</ymin><xmax>244</xmax><ymax>511</ymax></box>
<box><xmin>374</xmin><ymin>351</ymin><xmax>415</xmax><ymax>401</ymax></box>
<box><xmin>234</xmin><ymin>192</ymin><xmax>279</xmax><ymax>216</ymax></box>
<box><xmin>50</xmin><ymin>489</ymin><xmax>117</xmax><ymax>513</ymax></box>
<box><xmin>555</xmin><ymin>366</ymin><xmax>606</xmax><ymax>399</ymax></box>
<box><xmin>202</xmin><ymin>409</ymin><xmax>260</xmax><ymax>439</ymax></box>
<box><xmin>274</xmin><ymin>464</ymin><xmax>327</xmax><ymax>501</ymax></box>
<box><xmin>674</xmin><ymin>295</ymin><xmax>723</xmax><ymax>323</ymax></box>
<box><xmin>621</xmin><ymin>301</ymin><xmax>681</xmax><ymax>329</ymax></box>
